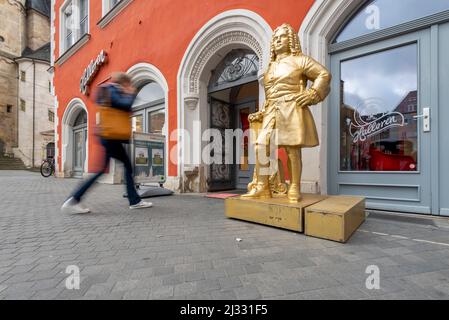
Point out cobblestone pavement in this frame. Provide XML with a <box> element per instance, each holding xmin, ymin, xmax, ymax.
<box><xmin>1</xmin><ymin>170</ymin><xmax>449</xmax><ymax>300</ymax></box>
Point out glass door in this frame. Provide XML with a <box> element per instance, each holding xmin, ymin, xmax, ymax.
<box><xmin>329</xmin><ymin>29</ymin><xmax>432</xmax><ymax>214</ymax></box>
<box><xmin>235</xmin><ymin>101</ymin><xmax>256</xmax><ymax>190</ymax></box>
<box><xmin>73</xmin><ymin>128</ymin><xmax>86</xmax><ymax>178</ymax></box>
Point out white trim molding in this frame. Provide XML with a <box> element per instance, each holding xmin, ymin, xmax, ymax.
<box><xmin>99</xmin><ymin>0</ymin><xmax>133</xmax><ymax>28</ymax></box>
<box><xmin>177</xmin><ymin>9</ymin><xmax>272</xmax><ymax>191</ymax></box>
<box><xmin>299</xmin><ymin>0</ymin><xmax>360</xmax><ymax>194</ymax></box>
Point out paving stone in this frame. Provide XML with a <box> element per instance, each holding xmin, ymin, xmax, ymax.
<box><xmin>2</xmin><ymin>171</ymin><xmax>449</xmax><ymax>300</ymax></box>
<box><xmin>149</xmin><ymin>285</ymin><xmax>174</xmax><ymax>299</ymax></box>
<box><xmin>234</xmin><ymin>286</ymin><xmax>262</xmax><ymax>300</ymax></box>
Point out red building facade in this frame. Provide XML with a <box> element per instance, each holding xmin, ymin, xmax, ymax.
<box><xmin>53</xmin><ymin>0</ymin><xmax>449</xmax><ymax>215</ymax></box>
<box><xmin>52</xmin><ymin>0</ymin><xmax>314</xmax><ymax>189</ymax></box>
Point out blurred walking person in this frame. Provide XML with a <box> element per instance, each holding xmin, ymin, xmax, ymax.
<box><xmin>61</xmin><ymin>72</ymin><xmax>152</xmax><ymax>214</ymax></box>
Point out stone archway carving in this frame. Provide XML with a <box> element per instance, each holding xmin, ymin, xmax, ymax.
<box><xmin>179</xmin><ymin>9</ymin><xmax>272</xmax><ymax>111</ymax></box>
<box><xmin>177</xmin><ymin>10</ymin><xmax>272</xmax><ymax>192</ymax></box>
<box><xmin>188</xmin><ymin>31</ymin><xmax>264</xmax><ymax>95</ymax></box>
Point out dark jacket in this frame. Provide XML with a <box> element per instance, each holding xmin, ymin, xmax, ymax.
<box><xmin>96</xmin><ymin>83</ymin><xmax>136</xmax><ymax>112</ymax></box>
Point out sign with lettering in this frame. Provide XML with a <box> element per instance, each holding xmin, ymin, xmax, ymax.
<box><xmin>80</xmin><ymin>50</ymin><xmax>108</xmax><ymax>95</ymax></box>
<box><xmin>350</xmin><ymin>110</ymin><xmax>405</xmax><ymax>143</ymax></box>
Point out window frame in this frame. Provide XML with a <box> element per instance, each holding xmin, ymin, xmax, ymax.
<box><xmin>59</xmin><ymin>0</ymin><xmax>90</xmax><ymax>56</ymax></box>
<box><xmin>329</xmin><ymin>2</ymin><xmax>449</xmax><ymax>54</ymax></box>
<box><xmin>98</xmin><ymin>0</ymin><xmax>132</xmax><ymax>28</ymax></box>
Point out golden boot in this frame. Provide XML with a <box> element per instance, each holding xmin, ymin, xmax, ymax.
<box><xmin>241</xmin><ymin>175</ymin><xmax>271</xmax><ymax>199</ymax></box>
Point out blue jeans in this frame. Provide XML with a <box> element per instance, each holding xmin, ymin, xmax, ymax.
<box><xmin>72</xmin><ymin>139</ymin><xmax>141</xmax><ymax>206</ymax></box>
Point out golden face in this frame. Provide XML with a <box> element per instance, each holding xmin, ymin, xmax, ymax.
<box><xmin>273</xmin><ymin>28</ymin><xmax>289</xmax><ymax>55</ymax></box>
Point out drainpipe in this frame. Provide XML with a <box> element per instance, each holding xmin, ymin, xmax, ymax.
<box><xmin>32</xmin><ymin>60</ymin><xmax>36</xmax><ymax>167</ymax></box>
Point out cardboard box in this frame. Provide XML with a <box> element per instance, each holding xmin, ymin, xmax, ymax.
<box><xmin>305</xmin><ymin>196</ymin><xmax>366</xmax><ymax>243</ymax></box>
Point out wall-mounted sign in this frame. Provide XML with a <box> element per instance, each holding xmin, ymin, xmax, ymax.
<box><xmin>350</xmin><ymin>110</ymin><xmax>405</xmax><ymax>144</ymax></box>
<box><xmin>80</xmin><ymin>50</ymin><xmax>108</xmax><ymax>95</ymax></box>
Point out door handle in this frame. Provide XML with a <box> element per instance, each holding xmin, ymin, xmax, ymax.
<box><xmin>413</xmin><ymin>107</ymin><xmax>430</xmax><ymax>132</ymax></box>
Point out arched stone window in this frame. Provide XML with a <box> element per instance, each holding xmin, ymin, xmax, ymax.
<box><xmin>131</xmin><ymin>82</ymin><xmax>166</xmax><ymax>135</ymax></box>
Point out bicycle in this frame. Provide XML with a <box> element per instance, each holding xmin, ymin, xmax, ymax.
<box><xmin>40</xmin><ymin>157</ymin><xmax>55</xmax><ymax>178</ymax></box>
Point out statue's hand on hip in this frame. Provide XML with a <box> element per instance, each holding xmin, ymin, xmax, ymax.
<box><xmin>296</xmin><ymin>89</ymin><xmax>320</xmax><ymax>108</ymax></box>
<box><xmin>248</xmin><ymin>111</ymin><xmax>264</xmax><ymax>123</ymax></box>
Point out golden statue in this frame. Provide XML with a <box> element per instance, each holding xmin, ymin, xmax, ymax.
<box><xmin>242</xmin><ymin>23</ymin><xmax>332</xmax><ymax>202</ymax></box>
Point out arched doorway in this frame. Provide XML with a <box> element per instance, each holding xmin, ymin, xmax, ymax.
<box><xmin>61</xmin><ymin>99</ymin><xmax>89</xmax><ymax>178</ymax></box>
<box><xmin>46</xmin><ymin>142</ymin><xmax>55</xmax><ymax>159</ymax></box>
<box><xmin>207</xmin><ymin>49</ymin><xmax>259</xmax><ymax>191</ymax></box>
<box><xmin>72</xmin><ymin>110</ymin><xmax>88</xmax><ymax>178</ymax></box>
<box><xmin>178</xmin><ymin>9</ymin><xmax>272</xmax><ymax>193</ymax></box>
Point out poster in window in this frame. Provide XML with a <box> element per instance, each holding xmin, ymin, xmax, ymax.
<box><xmin>135</xmin><ymin>147</ymin><xmax>149</xmax><ymax>166</ymax></box>
<box><xmin>133</xmin><ymin>133</ymin><xmax>166</xmax><ymax>184</ymax></box>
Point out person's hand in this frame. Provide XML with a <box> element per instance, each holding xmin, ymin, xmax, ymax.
<box><xmin>296</xmin><ymin>89</ymin><xmax>319</xmax><ymax>108</ymax></box>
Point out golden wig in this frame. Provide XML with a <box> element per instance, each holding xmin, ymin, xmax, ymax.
<box><xmin>270</xmin><ymin>23</ymin><xmax>302</xmax><ymax>62</ymax></box>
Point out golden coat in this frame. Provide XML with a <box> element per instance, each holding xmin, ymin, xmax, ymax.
<box><xmin>259</xmin><ymin>54</ymin><xmax>331</xmax><ymax>147</ymax></box>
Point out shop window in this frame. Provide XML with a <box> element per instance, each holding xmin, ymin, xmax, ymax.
<box><xmin>61</xmin><ymin>0</ymin><xmax>89</xmax><ymax>52</ymax></box>
<box><xmin>335</xmin><ymin>0</ymin><xmax>449</xmax><ymax>43</ymax></box>
<box><xmin>340</xmin><ymin>44</ymin><xmax>418</xmax><ymax>172</ymax></box>
<box><xmin>148</xmin><ymin>109</ymin><xmax>165</xmax><ymax>134</ymax></box>
<box><xmin>131</xmin><ymin>82</ymin><xmax>166</xmax><ymax>135</ymax></box>
<box><xmin>132</xmin><ymin>115</ymin><xmax>143</xmax><ymax>133</ymax></box>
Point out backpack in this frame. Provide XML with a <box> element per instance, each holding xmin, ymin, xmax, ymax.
<box><xmin>96</xmin><ymin>85</ymin><xmax>132</xmax><ymax>140</ymax></box>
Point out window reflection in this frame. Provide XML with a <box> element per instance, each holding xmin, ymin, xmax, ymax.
<box><xmin>132</xmin><ymin>115</ymin><xmax>143</xmax><ymax>133</ymax></box>
<box><xmin>148</xmin><ymin>109</ymin><xmax>165</xmax><ymax>134</ymax></box>
<box><xmin>335</xmin><ymin>0</ymin><xmax>449</xmax><ymax>43</ymax></box>
<box><xmin>340</xmin><ymin>44</ymin><xmax>418</xmax><ymax>171</ymax></box>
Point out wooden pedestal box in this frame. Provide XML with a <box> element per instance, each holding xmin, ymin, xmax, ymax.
<box><xmin>305</xmin><ymin>196</ymin><xmax>366</xmax><ymax>243</ymax></box>
<box><xmin>225</xmin><ymin>194</ymin><xmax>327</xmax><ymax>232</ymax></box>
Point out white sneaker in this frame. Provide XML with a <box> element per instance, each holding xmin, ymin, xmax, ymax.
<box><xmin>61</xmin><ymin>197</ymin><xmax>91</xmax><ymax>214</ymax></box>
<box><xmin>129</xmin><ymin>201</ymin><xmax>153</xmax><ymax>210</ymax></box>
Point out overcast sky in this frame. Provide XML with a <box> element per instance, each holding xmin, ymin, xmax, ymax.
<box><xmin>341</xmin><ymin>44</ymin><xmax>417</xmax><ymax>116</ymax></box>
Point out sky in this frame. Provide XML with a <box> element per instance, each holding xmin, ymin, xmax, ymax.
<box><xmin>341</xmin><ymin>43</ymin><xmax>417</xmax><ymax>116</ymax></box>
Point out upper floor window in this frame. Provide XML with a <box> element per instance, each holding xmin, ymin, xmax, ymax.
<box><xmin>99</xmin><ymin>0</ymin><xmax>132</xmax><ymax>28</ymax></box>
<box><xmin>334</xmin><ymin>0</ymin><xmax>449</xmax><ymax>43</ymax></box>
<box><xmin>61</xmin><ymin>0</ymin><xmax>89</xmax><ymax>52</ymax></box>
<box><xmin>104</xmin><ymin>0</ymin><xmax>121</xmax><ymax>14</ymax></box>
